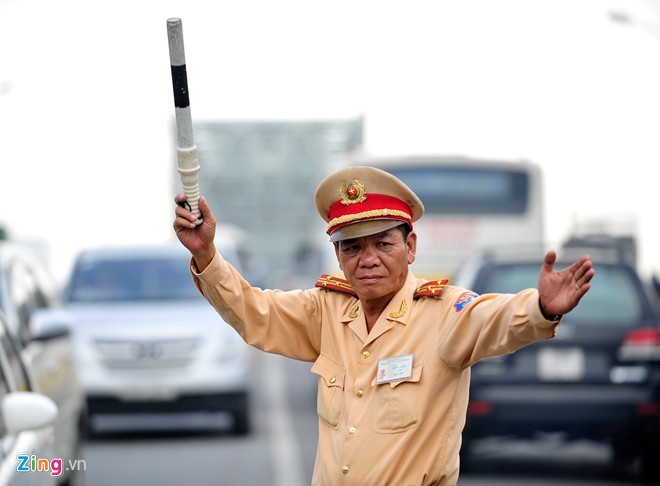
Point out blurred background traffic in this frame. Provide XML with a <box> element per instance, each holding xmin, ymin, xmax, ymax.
<box><xmin>1</xmin><ymin>0</ymin><xmax>659</xmax><ymax>485</ymax></box>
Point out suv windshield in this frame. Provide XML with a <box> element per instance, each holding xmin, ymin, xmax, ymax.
<box><xmin>68</xmin><ymin>256</ymin><xmax>201</xmax><ymax>303</ymax></box>
<box><xmin>479</xmin><ymin>263</ymin><xmax>645</xmax><ymax>326</ymax></box>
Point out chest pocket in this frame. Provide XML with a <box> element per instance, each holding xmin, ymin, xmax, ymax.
<box><xmin>371</xmin><ymin>363</ymin><xmax>423</xmax><ymax>433</ymax></box>
<box><xmin>311</xmin><ymin>354</ymin><xmax>346</xmax><ymax>429</ymax></box>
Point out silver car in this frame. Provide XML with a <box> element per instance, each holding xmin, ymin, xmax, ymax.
<box><xmin>0</xmin><ymin>242</ymin><xmax>87</xmax><ymax>486</ymax></box>
<box><xmin>64</xmin><ymin>240</ymin><xmax>253</xmax><ymax>435</ymax></box>
<box><xmin>0</xmin><ymin>310</ymin><xmax>61</xmax><ymax>486</ymax></box>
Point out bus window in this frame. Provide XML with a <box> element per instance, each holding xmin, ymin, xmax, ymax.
<box><xmin>385</xmin><ymin>166</ymin><xmax>530</xmax><ymax>215</ymax></box>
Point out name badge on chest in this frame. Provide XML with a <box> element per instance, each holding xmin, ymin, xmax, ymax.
<box><xmin>376</xmin><ymin>354</ymin><xmax>413</xmax><ymax>384</ymax></box>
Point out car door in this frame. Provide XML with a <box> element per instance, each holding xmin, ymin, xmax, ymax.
<box><xmin>0</xmin><ymin>314</ymin><xmax>57</xmax><ymax>486</ymax></box>
<box><xmin>1</xmin><ymin>249</ymin><xmax>86</xmax><ymax>480</ymax></box>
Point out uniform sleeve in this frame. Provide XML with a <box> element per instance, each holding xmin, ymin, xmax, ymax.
<box><xmin>190</xmin><ymin>252</ymin><xmax>322</xmax><ymax>362</ymax></box>
<box><xmin>438</xmin><ymin>287</ymin><xmax>559</xmax><ymax>370</ymax></box>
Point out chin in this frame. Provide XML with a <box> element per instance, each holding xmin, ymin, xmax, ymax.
<box><xmin>356</xmin><ymin>284</ymin><xmax>390</xmax><ymax>299</ymax></box>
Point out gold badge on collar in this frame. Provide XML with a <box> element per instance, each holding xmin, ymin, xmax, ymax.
<box><xmin>339</xmin><ymin>179</ymin><xmax>367</xmax><ymax>205</ymax></box>
<box><xmin>388</xmin><ymin>299</ymin><xmax>407</xmax><ymax>319</ymax></box>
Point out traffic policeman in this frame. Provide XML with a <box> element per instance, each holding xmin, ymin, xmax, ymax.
<box><xmin>173</xmin><ymin>165</ymin><xmax>594</xmax><ymax>485</ymax></box>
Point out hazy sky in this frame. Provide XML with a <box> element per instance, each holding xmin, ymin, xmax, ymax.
<box><xmin>1</xmin><ymin>0</ymin><xmax>659</xmax><ymax>282</ymax></box>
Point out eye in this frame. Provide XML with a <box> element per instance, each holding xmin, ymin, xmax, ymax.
<box><xmin>341</xmin><ymin>243</ymin><xmax>360</xmax><ymax>255</ymax></box>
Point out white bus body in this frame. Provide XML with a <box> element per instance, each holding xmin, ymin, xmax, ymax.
<box><xmin>334</xmin><ymin>155</ymin><xmax>546</xmax><ymax>281</ymax></box>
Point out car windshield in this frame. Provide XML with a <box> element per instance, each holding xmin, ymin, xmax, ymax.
<box><xmin>68</xmin><ymin>255</ymin><xmax>202</xmax><ymax>303</ymax></box>
<box><xmin>479</xmin><ymin>263</ymin><xmax>645</xmax><ymax>326</ymax></box>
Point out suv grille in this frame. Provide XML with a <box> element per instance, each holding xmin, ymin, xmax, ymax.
<box><xmin>95</xmin><ymin>338</ymin><xmax>199</xmax><ymax>369</ymax></box>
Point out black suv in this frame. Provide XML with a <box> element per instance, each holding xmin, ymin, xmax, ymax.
<box><xmin>453</xmin><ymin>246</ymin><xmax>660</xmax><ymax>482</ymax></box>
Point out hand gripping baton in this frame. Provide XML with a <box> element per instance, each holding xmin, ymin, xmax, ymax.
<box><xmin>167</xmin><ymin>18</ymin><xmax>202</xmax><ymax>225</ymax></box>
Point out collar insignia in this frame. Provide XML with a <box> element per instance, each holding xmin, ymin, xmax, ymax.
<box><xmin>388</xmin><ymin>299</ymin><xmax>407</xmax><ymax>319</ymax></box>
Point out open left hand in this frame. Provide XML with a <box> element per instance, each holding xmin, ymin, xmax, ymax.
<box><xmin>537</xmin><ymin>250</ymin><xmax>595</xmax><ymax>318</ymax></box>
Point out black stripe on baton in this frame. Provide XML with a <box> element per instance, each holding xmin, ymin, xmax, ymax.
<box><xmin>170</xmin><ymin>64</ymin><xmax>190</xmax><ymax>108</ymax></box>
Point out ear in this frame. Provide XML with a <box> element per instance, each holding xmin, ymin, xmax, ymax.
<box><xmin>333</xmin><ymin>242</ymin><xmax>343</xmax><ymax>270</ymax></box>
<box><xmin>406</xmin><ymin>231</ymin><xmax>417</xmax><ymax>265</ymax></box>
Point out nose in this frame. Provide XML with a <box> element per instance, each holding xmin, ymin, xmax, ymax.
<box><xmin>359</xmin><ymin>246</ymin><xmax>380</xmax><ymax>267</ymax></box>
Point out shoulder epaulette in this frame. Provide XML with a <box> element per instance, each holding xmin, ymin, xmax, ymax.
<box><xmin>315</xmin><ymin>274</ymin><xmax>358</xmax><ymax>297</ymax></box>
<box><xmin>414</xmin><ymin>279</ymin><xmax>449</xmax><ymax>299</ymax></box>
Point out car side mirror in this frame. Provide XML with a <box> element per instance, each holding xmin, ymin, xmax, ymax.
<box><xmin>29</xmin><ymin>308</ymin><xmax>73</xmax><ymax>341</ymax></box>
<box><xmin>1</xmin><ymin>392</ymin><xmax>58</xmax><ymax>434</ymax></box>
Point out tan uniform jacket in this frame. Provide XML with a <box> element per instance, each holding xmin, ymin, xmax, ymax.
<box><xmin>192</xmin><ymin>252</ymin><xmax>559</xmax><ymax>486</ymax></box>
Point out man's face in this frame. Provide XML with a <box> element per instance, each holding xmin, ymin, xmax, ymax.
<box><xmin>335</xmin><ymin>227</ymin><xmax>417</xmax><ymax>305</ymax></box>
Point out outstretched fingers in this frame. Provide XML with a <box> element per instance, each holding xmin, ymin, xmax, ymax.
<box><xmin>572</xmin><ymin>256</ymin><xmax>595</xmax><ymax>292</ymax></box>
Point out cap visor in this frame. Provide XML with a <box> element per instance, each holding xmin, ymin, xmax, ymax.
<box><xmin>329</xmin><ymin>220</ymin><xmax>406</xmax><ymax>242</ymax></box>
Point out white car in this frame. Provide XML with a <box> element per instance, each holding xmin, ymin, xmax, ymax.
<box><xmin>0</xmin><ymin>242</ymin><xmax>87</xmax><ymax>485</ymax></box>
<box><xmin>0</xmin><ymin>311</ymin><xmax>60</xmax><ymax>486</ymax></box>
<box><xmin>63</xmin><ymin>240</ymin><xmax>253</xmax><ymax>435</ymax></box>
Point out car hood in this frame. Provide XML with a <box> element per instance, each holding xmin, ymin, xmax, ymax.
<box><xmin>66</xmin><ymin>300</ymin><xmax>231</xmax><ymax>339</ymax></box>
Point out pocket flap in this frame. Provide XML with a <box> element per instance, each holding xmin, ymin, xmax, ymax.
<box><xmin>311</xmin><ymin>354</ymin><xmax>346</xmax><ymax>389</ymax></box>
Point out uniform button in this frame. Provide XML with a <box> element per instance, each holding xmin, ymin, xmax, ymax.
<box><xmin>329</xmin><ymin>377</ymin><xmax>336</xmax><ymax>384</ymax></box>
<box><xmin>362</xmin><ymin>351</ymin><xmax>370</xmax><ymax>359</ymax></box>
<box><xmin>348</xmin><ymin>426</ymin><xmax>357</xmax><ymax>434</ymax></box>
<box><xmin>356</xmin><ymin>389</ymin><xmax>364</xmax><ymax>398</ymax></box>
<box><xmin>341</xmin><ymin>466</ymin><xmax>350</xmax><ymax>475</ymax></box>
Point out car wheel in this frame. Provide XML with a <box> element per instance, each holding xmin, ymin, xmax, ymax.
<box><xmin>612</xmin><ymin>436</ymin><xmax>637</xmax><ymax>467</ymax></box>
<box><xmin>83</xmin><ymin>410</ymin><xmax>101</xmax><ymax>441</ymax></box>
<box><xmin>640</xmin><ymin>439</ymin><xmax>660</xmax><ymax>483</ymax></box>
<box><xmin>232</xmin><ymin>409</ymin><xmax>251</xmax><ymax>435</ymax></box>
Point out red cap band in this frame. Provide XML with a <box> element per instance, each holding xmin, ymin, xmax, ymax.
<box><xmin>327</xmin><ymin>193</ymin><xmax>413</xmax><ymax>235</ymax></box>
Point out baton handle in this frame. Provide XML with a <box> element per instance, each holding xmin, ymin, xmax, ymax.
<box><xmin>167</xmin><ymin>18</ymin><xmax>202</xmax><ymax>224</ymax></box>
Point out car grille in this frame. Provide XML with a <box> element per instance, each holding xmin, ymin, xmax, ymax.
<box><xmin>95</xmin><ymin>338</ymin><xmax>200</xmax><ymax>369</ymax></box>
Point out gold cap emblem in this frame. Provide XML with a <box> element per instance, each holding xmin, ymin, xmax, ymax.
<box><xmin>339</xmin><ymin>179</ymin><xmax>367</xmax><ymax>205</ymax></box>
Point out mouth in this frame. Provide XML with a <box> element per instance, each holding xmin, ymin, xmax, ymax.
<box><xmin>359</xmin><ymin>275</ymin><xmax>383</xmax><ymax>284</ymax></box>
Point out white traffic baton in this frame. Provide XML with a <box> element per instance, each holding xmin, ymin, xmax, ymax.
<box><xmin>167</xmin><ymin>17</ymin><xmax>202</xmax><ymax>224</ymax></box>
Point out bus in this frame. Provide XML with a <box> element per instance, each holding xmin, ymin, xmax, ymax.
<box><xmin>330</xmin><ymin>155</ymin><xmax>545</xmax><ymax>282</ymax></box>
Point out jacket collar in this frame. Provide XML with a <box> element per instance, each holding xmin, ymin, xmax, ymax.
<box><xmin>340</xmin><ymin>270</ymin><xmax>418</xmax><ymax>343</ymax></box>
